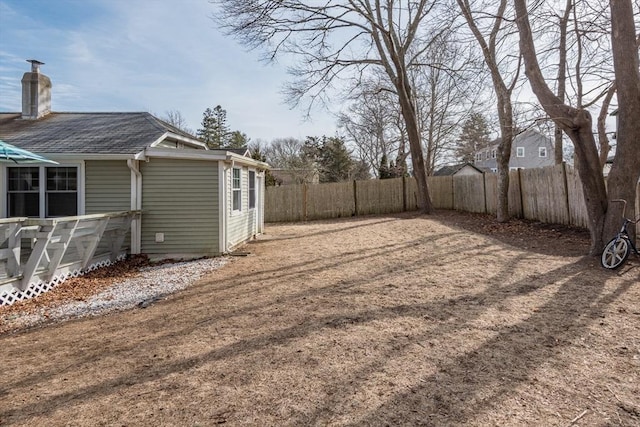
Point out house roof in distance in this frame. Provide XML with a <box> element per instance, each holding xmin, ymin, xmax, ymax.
<box><xmin>0</xmin><ymin>112</ymin><xmax>203</xmax><ymax>154</ymax></box>
<box><xmin>433</xmin><ymin>162</ymin><xmax>484</xmax><ymax>176</ymax></box>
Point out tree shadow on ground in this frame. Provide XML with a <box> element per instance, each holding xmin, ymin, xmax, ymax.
<box><xmin>0</xmin><ymin>214</ymin><xmax>636</xmax><ymax>425</ymax></box>
<box><xmin>302</xmin><ymin>264</ymin><xmax>637</xmax><ymax>425</ymax></box>
<box><xmin>3</xmin><ymin>257</ymin><xmax>632</xmax><ymax>425</ymax></box>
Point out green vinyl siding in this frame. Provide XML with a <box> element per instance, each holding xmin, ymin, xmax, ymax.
<box><xmin>226</xmin><ymin>166</ymin><xmax>257</xmax><ymax>249</ymax></box>
<box><xmin>84</xmin><ymin>160</ymin><xmax>132</xmax><ymax>253</ymax></box>
<box><xmin>84</xmin><ymin>161</ymin><xmax>131</xmax><ymax>213</ymax></box>
<box><xmin>141</xmin><ymin>158</ymin><xmax>219</xmax><ymax>255</ymax></box>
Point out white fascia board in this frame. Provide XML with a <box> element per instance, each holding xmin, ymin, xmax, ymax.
<box><xmin>169</xmin><ymin>133</ymin><xmax>207</xmax><ymax>149</ymax></box>
<box><xmin>224</xmin><ymin>152</ymin><xmax>270</xmax><ymax>169</ymax></box>
<box><xmin>149</xmin><ymin>132</ymin><xmax>207</xmax><ymax>149</ymax></box>
<box><xmin>38</xmin><ymin>153</ymin><xmax>135</xmax><ymax>161</ymax></box>
<box><xmin>144</xmin><ymin>147</ymin><xmax>228</xmax><ymax>161</ymax></box>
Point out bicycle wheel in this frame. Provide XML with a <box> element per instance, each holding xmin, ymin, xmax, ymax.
<box><xmin>601</xmin><ymin>237</ymin><xmax>631</xmax><ymax>269</ymax></box>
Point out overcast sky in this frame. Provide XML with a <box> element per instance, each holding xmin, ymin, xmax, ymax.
<box><xmin>0</xmin><ymin>0</ymin><xmax>338</xmax><ymax>141</ymax></box>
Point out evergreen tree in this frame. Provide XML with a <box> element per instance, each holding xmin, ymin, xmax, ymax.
<box><xmin>318</xmin><ymin>136</ymin><xmax>354</xmax><ymax>182</ymax></box>
<box><xmin>454</xmin><ymin>112</ymin><xmax>492</xmax><ymax>163</ymax></box>
<box><xmin>303</xmin><ymin>136</ymin><xmax>360</xmax><ymax>183</ymax></box>
<box><xmin>197</xmin><ymin>105</ymin><xmax>230</xmax><ymax>149</ymax></box>
<box><xmin>379</xmin><ymin>154</ymin><xmax>392</xmax><ymax>179</ymax></box>
<box><xmin>249</xmin><ymin>141</ymin><xmax>278</xmax><ymax>186</ymax></box>
<box><xmin>227</xmin><ymin>131</ymin><xmax>249</xmax><ymax>149</ymax></box>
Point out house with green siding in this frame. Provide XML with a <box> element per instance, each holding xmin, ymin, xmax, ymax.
<box><xmin>0</xmin><ymin>62</ymin><xmax>268</xmax><ymax>259</ymax></box>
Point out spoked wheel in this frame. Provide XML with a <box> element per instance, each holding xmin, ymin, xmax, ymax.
<box><xmin>601</xmin><ymin>237</ymin><xmax>631</xmax><ymax>269</ymax></box>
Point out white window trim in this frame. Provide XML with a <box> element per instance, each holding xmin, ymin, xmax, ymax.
<box><xmin>232</xmin><ymin>167</ymin><xmax>242</xmax><ymax>213</ymax></box>
<box><xmin>539</xmin><ymin>147</ymin><xmax>547</xmax><ymax>157</ymax></box>
<box><xmin>248</xmin><ymin>170</ymin><xmax>256</xmax><ymax>210</ymax></box>
<box><xmin>516</xmin><ymin>147</ymin><xmax>525</xmax><ymax>158</ymax></box>
<box><xmin>3</xmin><ymin>162</ymin><xmax>83</xmax><ymax>218</ymax></box>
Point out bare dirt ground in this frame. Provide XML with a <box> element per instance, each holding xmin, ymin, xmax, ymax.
<box><xmin>1</xmin><ymin>210</ymin><xmax>639</xmax><ymax>426</ymax></box>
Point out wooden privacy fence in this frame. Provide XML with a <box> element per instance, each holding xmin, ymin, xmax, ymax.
<box><xmin>265</xmin><ymin>177</ymin><xmax>417</xmax><ymax>222</ymax></box>
<box><xmin>0</xmin><ymin>210</ymin><xmax>140</xmax><ymax>306</ymax></box>
<box><xmin>266</xmin><ymin>164</ymin><xmax>639</xmax><ymax>236</ymax></box>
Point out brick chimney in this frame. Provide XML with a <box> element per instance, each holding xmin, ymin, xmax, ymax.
<box><xmin>21</xmin><ymin>59</ymin><xmax>52</xmax><ymax>119</ymax></box>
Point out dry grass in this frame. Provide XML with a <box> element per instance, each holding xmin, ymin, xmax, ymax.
<box><xmin>0</xmin><ymin>210</ymin><xmax>639</xmax><ymax>426</ymax></box>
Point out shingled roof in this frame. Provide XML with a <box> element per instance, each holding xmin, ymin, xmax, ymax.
<box><xmin>433</xmin><ymin>163</ymin><xmax>484</xmax><ymax>176</ymax></box>
<box><xmin>0</xmin><ymin>112</ymin><xmax>202</xmax><ymax>155</ymax></box>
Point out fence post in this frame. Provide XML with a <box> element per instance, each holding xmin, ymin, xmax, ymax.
<box><xmin>483</xmin><ymin>173</ymin><xmax>488</xmax><ymax>214</ymax></box>
<box><xmin>302</xmin><ymin>183</ymin><xmax>308</xmax><ymax>221</ymax></box>
<box><xmin>561</xmin><ymin>162</ymin><xmax>571</xmax><ymax>225</ymax></box>
<box><xmin>402</xmin><ymin>176</ymin><xmax>407</xmax><ymax>212</ymax></box>
<box><xmin>451</xmin><ymin>175</ymin><xmax>455</xmax><ymax>211</ymax></box>
<box><xmin>517</xmin><ymin>168</ymin><xmax>524</xmax><ymax>219</ymax></box>
<box><xmin>353</xmin><ymin>180</ymin><xmax>359</xmax><ymax>216</ymax></box>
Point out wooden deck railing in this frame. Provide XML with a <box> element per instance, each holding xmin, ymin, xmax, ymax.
<box><xmin>0</xmin><ymin>210</ymin><xmax>140</xmax><ymax>306</ymax></box>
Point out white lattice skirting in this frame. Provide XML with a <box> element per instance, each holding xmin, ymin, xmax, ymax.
<box><xmin>0</xmin><ymin>255</ymin><xmax>126</xmax><ymax>307</ymax></box>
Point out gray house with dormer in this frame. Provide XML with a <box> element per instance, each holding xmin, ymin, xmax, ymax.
<box><xmin>0</xmin><ymin>61</ymin><xmax>268</xmax><ymax>258</ymax></box>
<box><xmin>473</xmin><ymin>129</ymin><xmax>555</xmax><ymax>172</ymax></box>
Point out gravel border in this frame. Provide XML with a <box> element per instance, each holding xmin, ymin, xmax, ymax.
<box><xmin>2</xmin><ymin>257</ymin><xmax>229</xmax><ymax>332</ymax></box>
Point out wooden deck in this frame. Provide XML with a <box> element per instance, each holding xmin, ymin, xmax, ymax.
<box><xmin>0</xmin><ymin>211</ymin><xmax>140</xmax><ymax>306</ymax></box>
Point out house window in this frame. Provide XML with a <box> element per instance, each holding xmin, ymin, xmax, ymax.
<box><xmin>7</xmin><ymin>167</ymin><xmax>40</xmax><ymax>217</ymax></box>
<box><xmin>539</xmin><ymin>147</ymin><xmax>547</xmax><ymax>157</ymax></box>
<box><xmin>232</xmin><ymin>167</ymin><xmax>241</xmax><ymax>211</ymax></box>
<box><xmin>491</xmin><ymin>149</ymin><xmax>497</xmax><ymax>159</ymax></box>
<box><xmin>248</xmin><ymin>171</ymin><xmax>256</xmax><ymax>209</ymax></box>
<box><xmin>7</xmin><ymin>166</ymin><xmax>78</xmax><ymax>218</ymax></box>
<box><xmin>475</xmin><ymin>153</ymin><xmax>482</xmax><ymax>162</ymax></box>
<box><xmin>516</xmin><ymin>147</ymin><xmax>525</xmax><ymax>157</ymax></box>
<box><xmin>46</xmin><ymin>167</ymin><xmax>78</xmax><ymax>217</ymax></box>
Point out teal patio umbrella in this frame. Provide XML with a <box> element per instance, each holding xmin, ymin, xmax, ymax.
<box><xmin>0</xmin><ymin>139</ymin><xmax>58</xmax><ymax>164</ymax></box>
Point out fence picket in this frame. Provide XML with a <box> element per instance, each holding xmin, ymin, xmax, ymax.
<box><xmin>265</xmin><ymin>166</ymin><xmax>639</xmax><ymax>242</ymax></box>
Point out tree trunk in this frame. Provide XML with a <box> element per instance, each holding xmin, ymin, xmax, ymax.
<box><xmin>457</xmin><ymin>0</ymin><xmax>513</xmax><ymax>223</ymax></box>
<box><xmin>495</xmin><ymin>92</ymin><xmax>513</xmax><ymax>223</ymax></box>
<box><xmin>554</xmin><ymin>0</ymin><xmax>572</xmax><ymax>165</ymax></box>
<box><xmin>605</xmin><ymin>0</ymin><xmax>640</xmax><ymax>244</ymax></box>
<box><xmin>515</xmin><ymin>0</ymin><xmax>609</xmax><ymax>254</ymax></box>
<box><xmin>596</xmin><ymin>84</ymin><xmax>615</xmax><ymax>167</ymax></box>
<box><xmin>397</xmin><ymin>78</ymin><xmax>433</xmax><ymax>213</ymax></box>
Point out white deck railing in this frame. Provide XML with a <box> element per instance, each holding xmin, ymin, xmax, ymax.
<box><xmin>0</xmin><ymin>211</ymin><xmax>140</xmax><ymax>306</ymax></box>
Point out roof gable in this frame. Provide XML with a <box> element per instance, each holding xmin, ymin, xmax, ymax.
<box><xmin>433</xmin><ymin>162</ymin><xmax>483</xmax><ymax>176</ymax></box>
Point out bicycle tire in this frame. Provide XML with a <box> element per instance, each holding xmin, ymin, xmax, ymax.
<box><xmin>601</xmin><ymin>237</ymin><xmax>631</xmax><ymax>269</ymax></box>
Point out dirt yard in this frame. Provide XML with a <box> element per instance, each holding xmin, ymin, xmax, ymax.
<box><xmin>1</xmin><ymin>211</ymin><xmax>639</xmax><ymax>426</ymax></box>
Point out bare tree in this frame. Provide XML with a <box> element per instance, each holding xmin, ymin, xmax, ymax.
<box><xmin>411</xmin><ymin>31</ymin><xmax>480</xmax><ymax>175</ymax></box>
<box><xmin>531</xmin><ymin>0</ymin><xmax>622</xmax><ymax>170</ymax></box>
<box><xmin>554</xmin><ymin>0</ymin><xmax>572</xmax><ymax>165</ymax></box>
<box><xmin>456</xmin><ymin>0</ymin><xmax>522</xmax><ymax>222</ymax></box>
<box><xmin>338</xmin><ymin>79</ymin><xmax>401</xmax><ymax>178</ymax></box>
<box><xmin>162</xmin><ymin>110</ymin><xmax>194</xmax><ymax>135</ymax></box>
<box><xmin>213</xmin><ymin>1</ymin><xmax>453</xmax><ymax>213</ymax></box>
<box><xmin>514</xmin><ymin>0</ymin><xmax>640</xmax><ymax>253</ymax></box>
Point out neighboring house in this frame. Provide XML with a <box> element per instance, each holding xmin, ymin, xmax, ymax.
<box><xmin>270</xmin><ymin>168</ymin><xmax>320</xmax><ymax>185</ymax></box>
<box><xmin>433</xmin><ymin>163</ymin><xmax>484</xmax><ymax>176</ymax></box>
<box><xmin>0</xmin><ymin>61</ymin><xmax>268</xmax><ymax>258</ymax></box>
<box><xmin>473</xmin><ymin>129</ymin><xmax>555</xmax><ymax>172</ymax></box>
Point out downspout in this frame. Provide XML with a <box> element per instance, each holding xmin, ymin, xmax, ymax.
<box><xmin>225</xmin><ymin>159</ymin><xmax>236</xmax><ymax>252</ymax></box>
<box><xmin>127</xmin><ymin>159</ymin><xmax>142</xmax><ymax>254</ymax></box>
<box><xmin>219</xmin><ymin>161</ymin><xmax>228</xmax><ymax>254</ymax></box>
